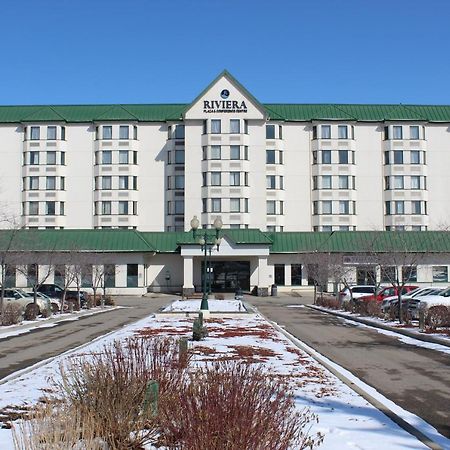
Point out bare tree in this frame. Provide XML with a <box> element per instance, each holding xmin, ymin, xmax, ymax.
<box><xmin>302</xmin><ymin>253</ymin><xmax>332</xmax><ymax>304</ymax></box>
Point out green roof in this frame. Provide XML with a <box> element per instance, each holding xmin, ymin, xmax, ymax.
<box><xmin>0</xmin><ymin>229</ymin><xmax>448</xmax><ymax>254</ymax></box>
<box><xmin>1</xmin><ymin>103</ymin><xmax>450</xmax><ymax>123</ymax></box>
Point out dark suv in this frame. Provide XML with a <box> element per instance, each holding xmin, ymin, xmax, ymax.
<box><xmin>37</xmin><ymin>284</ymin><xmax>88</xmax><ymax>307</ymax></box>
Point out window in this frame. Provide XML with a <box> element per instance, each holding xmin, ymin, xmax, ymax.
<box><xmin>432</xmin><ymin>266</ymin><xmax>448</xmax><ymax>282</ymax></box>
<box><xmin>402</xmin><ymin>266</ymin><xmax>417</xmax><ymax>282</ymax></box>
<box><xmin>385</xmin><ymin>201</ymin><xmax>391</xmax><ymax>215</ymax></box>
<box><xmin>266</xmin><ymin>124</ymin><xmax>275</xmax><ymax>139</ymax></box>
<box><xmin>211</xmin><ymin>172</ymin><xmax>221</xmax><ymax>186</ymax></box>
<box><xmin>133</xmin><ymin>126</ymin><xmax>138</xmax><ymax>140</ymax></box>
<box><xmin>29</xmin><ymin>176</ymin><xmax>39</xmax><ymax>190</ymax></box>
<box><xmin>410</xmin><ymin>126</ymin><xmax>420</xmax><ymax>140</ymax></box>
<box><xmin>119</xmin><ymin>201</ymin><xmax>128</xmax><ymax>215</ymax></box>
<box><xmin>313</xmin><ymin>201</ymin><xmax>318</xmax><ymax>215</ymax></box>
<box><xmin>338</xmin><ymin>175</ymin><xmax>349</xmax><ymax>189</ymax></box>
<box><xmin>175</xmin><ymin>149</ymin><xmax>185</xmax><ymax>164</ymax></box>
<box><xmin>102</xmin><ymin>176</ymin><xmax>112</xmax><ymax>190</ymax></box>
<box><xmin>322</xmin><ymin>200</ymin><xmax>332</xmax><ymax>214</ymax></box>
<box><xmin>133</xmin><ymin>151</ymin><xmax>138</xmax><ymax>164</ymax></box>
<box><xmin>211</xmin><ymin>198</ymin><xmax>221</xmax><ymax>212</ymax></box>
<box><xmin>46</xmin><ymin>201</ymin><xmax>56</xmax><ymax>215</ymax></box>
<box><xmin>274</xmin><ymin>264</ymin><xmax>285</xmax><ymax>286</ymax></box>
<box><xmin>27</xmin><ymin>264</ymin><xmax>38</xmax><ymax>287</ymax></box>
<box><xmin>266</xmin><ymin>149</ymin><xmax>276</xmax><ymax>164</ymax></box>
<box><xmin>211</xmin><ymin>119</ymin><xmax>221</xmax><ymax>134</ymax></box>
<box><xmin>119</xmin><ymin>150</ymin><xmax>129</xmax><ymax>164</ymax></box>
<box><xmin>102</xmin><ymin>151</ymin><xmax>112</xmax><ymax>164</ymax></box>
<box><xmin>119</xmin><ymin>126</ymin><xmax>129</xmax><ymax>139</ymax></box>
<box><xmin>202</xmin><ymin>120</ymin><xmax>207</xmax><ymax>134</ymax></box>
<box><xmin>322</xmin><ymin>225</ymin><xmax>332</xmax><ymax>232</ymax></box>
<box><xmin>339</xmin><ymin>200</ymin><xmax>349</xmax><ymax>214</ymax></box>
<box><xmin>102</xmin><ymin>201</ymin><xmax>111</xmax><ymax>215</ymax></box>
<box><xmin>411</xmin><ymin>200</ymin><xmax>422</xmax><ymax>215</ymax></box>
<box><xmin>102</xmin><ymin>126</ymin><xmax>112</xmax><ymax>139</ymax></box>
<box><xmin>312</xmin><ymin>176</ymin><xmax>318</xmax><ymax>190</ymax></box>
<box><xmin>338</xmin><ymin>150</ymin><xmax>348</xmax><ymax>164</ymax></box>
<box><xmin>338</xmin><ymin>125</ymin><xmax>348</xmax><ymax>139</ymax></box>
<box><xmin>202</xmin><ymin>198</ymin><xmax>207</xmax><ymax>213</ymax></box>
<box><xmin>291</xmin><ymin>264</ymin><xmax>302</xmax><ymax>286</ymax></box>
<box><xmin>60</xmin><ymin>202</ymin><xmax>65</xmax><ymax>215</ymax></box>
<box><xmin>244</xmin><ymin>120</ymin><xmax>249</xmax><ymax>134</ymax></box>
<box><xmin>321</xmin><ymin>175</ymin><xmax>332</xmax><ymax>189</ymax></box>
<box><xmin>174</xmin><ymin>175</ymin><xmax>184</xmax><ymax>189</ymax></box>
<box><xmin>267</xmin><ymin>200</ymin><xmax>276</xmax><ymax>215</ymax></box>
<box><xmin>46</xmin><ymin>176</ymin><xmax>56</xmax><ymax>190</ymax></box>
<box><xmin>410</xmin><ymin>150</ymin><xmax>420</xmax><ymax>164</ymax></box>
<box><xmin>230</xmin><ymin>198</ymin><xmax>240</xmax><ymax>212</ymax></box>
<box><xmin>230</xmin><ymin>172</ymin><xmax>240</xmax><ymax>186</ymax></box>
<box><xmin>47</xmin><ymin>151</ymin><xmax>57</xmax><ymax>165</ymax></box>
<box><xmin>312</xmin><ymin>151</ymin><xmax>317</xmax><ymax>164</ymax></box>
<box><xmin>279</xmin><ymin>176</ymin><xmax>284</xmax><ymax>189</ymax></box>
<box><xmin>61</xmin><ymin>152</ymin><xmax>66</xmax><ymax>165</ymax></box>
<box><xmin>394</xmin><ymin>175</ymin><xmax>404</xmax><ymax>189</ymax></box>
<box><xmin>393</xmin><ymin>126</ymin><xmax>403</xmax><ymax>140</ymax></box>
<box><xmin>393</xmin><ymin>150</ymin><xmax>403</xmax><ymax>164</ymax></box>
<box><xmin>339</xmin><ymin>226</ymin><xmax>350</xmax><ymax>231</ymax></box>
<box><xmin>385</xmin><ymin>176</ymin><xmax>390</xmax><ymax>190</ymax></box>
<box><xmin>47</xmin><ymin>126</ymin><xmax>57</xmax><ymax>140</ymax></box>
<box><xmin>210</xmin><ymin>145</ymin><xmax>221</xmax><ymax>160</ymax></box>
<box><xmin>29</xmin><ymin>201</ymin><xmax>39</xmax><ymax>215</ymax></box>
<box><xmin>267</xmin><ymin>175</ymin><xmax>276</xmax><ymax>189</ymax></box>
<box><xmin>410</xmin><ymin>176</ymin><xmax>420</xmax><ymax>189</ymax></box>
<box><xmin>104</xmin><ymin>264</ymin><xmax>116</xmax><ymax>288</ymax></box>
<box><xmin>127</xmin><ymin>264</ymin><xmax>138</xmax><ymax>287</ymax></box>
<box><xmin>174</xmin><ymin>200</ymin><xmax>184</xmax><ymax>214</ymax></box>
<box><xmin>230</xmin><ymin>145</ymin><xmax>240</xmax><ymax>160</ymax></box>
<box><xmin>321</xmin><ymin>150</ymin><xmax>331</xmax><ymax>164</ymax></box>
<box><xmin>174</xmin><ymin>124</ymin><xmax>185</xmax><ymax>139</ymax></box>
<box><xmin>30</xmin><ymin>127</ymin><xmax>40</xmax><ymax>140</ymax></box>
<box><xmin>230</xmin><ymin>119</ymin><xmax>240</xmax><ymax>134</ymax></box>
<box><xmin>395</xmin><ymin>200</ymin><xmax>405</xmax><ymax>214</ymax></box>
<box><xmin>384</xmin><ymin>151</ymin><xmax>390</xmax><ymax>165</ymax></box>
<box><xmin>119</xmin><ymin>176</ymin><xmax>129</xmax><ymax>190</ymax></box>
<box><xmin>30</xmin><ymin>151</ymin><xmax>39</xmax><ymax>165</ymax></box>
<box><xmin>321</xmin><ymin>125</ymin><xmax>331</xmax><ymax>139</ymax></box>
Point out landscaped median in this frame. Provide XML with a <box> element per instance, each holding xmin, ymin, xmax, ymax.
<box><xmin>0</xmin><ymin>299</ymin><xmax>444</xmax><ymax>449</ymax></box>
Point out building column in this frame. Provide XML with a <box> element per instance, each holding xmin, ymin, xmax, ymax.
<box><xmin>182</xmin><ymin>256</ymin><xmax>195</xmax><ymax>297</ymax></box>
<box><xmin>257</xmin><ymin>256</ymin><xmax>270</xmax><ymax>296</ymax></box>
<box><xmin>285</xmin><ymin>264</ymin><xmax>292</xmax><ymax>286</ymax></box>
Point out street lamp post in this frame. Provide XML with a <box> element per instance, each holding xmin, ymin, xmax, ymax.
<box><xmin>190</xmin><ymin>215</ymin><xmax>223</xmax><ymax>312</ymax></box>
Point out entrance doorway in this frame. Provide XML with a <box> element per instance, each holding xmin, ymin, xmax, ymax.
<box><xmin>201</xmin><ymin>261</ymin><xmax>250</xmax><ymax>292</ymax></box>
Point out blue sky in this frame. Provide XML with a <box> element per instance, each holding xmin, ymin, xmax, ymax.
<box><xmin>1</xmin><ymin>0</ymin><xmax>449</xmax><ymax>105</ymax></box>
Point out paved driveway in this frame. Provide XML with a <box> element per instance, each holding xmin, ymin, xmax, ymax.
<box><xmin>247</xmin><ymin>294</ymin><xmax>450</xmax><ymax>439</ymax></box>
<box><xmin>0</xmin><ymin>295</ymin><xmax>171</xmax><ymax>381</ymax></box>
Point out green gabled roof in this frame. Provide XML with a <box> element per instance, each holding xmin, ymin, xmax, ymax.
<box><xmin>268</xmin><ymin>231</ymin><xmax>450</xmax><ymax>254</ymax></box>
<box><xmin>141</xmin><ymin>229</ymin><xmax>273</xmax><ymax>253</ymax></box>
<box><xmin>0</xmin><ymin>229</ymin><xmax>154</xmax><ymax>252</ymax></box>
<box><xmin>1</xmin><ymin>103</ymin><xmax>450</xmax><ymax>123</ymax></box>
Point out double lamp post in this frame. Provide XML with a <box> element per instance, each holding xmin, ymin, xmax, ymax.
<box><xmin>190</xmin><ymin>215</ymin><xmax>223</xmax><ymax>312</ymax></box>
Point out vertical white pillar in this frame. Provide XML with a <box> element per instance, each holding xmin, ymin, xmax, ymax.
<box><xmin>285</xmin><ymin>264</ymin><xmax>292</xmax><ymax>286</ymax></box>
<box><xmin>258</xmin><ymin>256</ymin><xmax>269</xmax><ymax>289</ymax></box>
<box><xmin>183</xmin><ymin>256</ymin><xmax>194</xmax><ymax>289</ymax></box>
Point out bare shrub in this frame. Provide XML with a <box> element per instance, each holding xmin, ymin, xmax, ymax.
<box><xmin>41</xmin><ymin>305</ymin><xmax>52</xmax><ymax>319</ymax></box>
<box><xmin>65</xmin><ymin>298</ymin><xmax>80</xmax><ymax>311</ymax></box>
<box><xmin>1</xmin><ymin>303</ymin><xmax>23</xmax><ymax>326</ymax></box>
<box><xmin>161</xmin><ymin>361</ymin><xmax>323</xmax><ymax>450</ymax></box>
<box><xmin>426</xmin><ymin>305</ymin><xmax>450</xmax><ymax>330</ymax></box>
<box><xmin>58</xmin><ymin>336</ymin><xmax>190</xmax><ymax>450</ymax></box>
<box><xmin>12</xmin><ymin>403</ymin><xmax>105</xmax><ymax>450</ymax></box>
<box><xmin>366</xmin><ymin>300</ymin><xmax>383</xmax><ymax>318</ymax></box>
<box><xmin>354</xmin><ymin>300</ymin><xmax>368</xmax><ymax>316</ymax></box>
<box><xmin>24</xmin><ymin>304</ymin><xmax>39</xmax><ymax>321</ymax></box>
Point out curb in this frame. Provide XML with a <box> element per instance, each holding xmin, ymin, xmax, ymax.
<box><xmin>257</xmin><ymin>310</ymin><xmax>444</xmax><ymax>450</ymax></box>
<box><xmin>307</xmin><ymin>305</ymin><xmax>450</xmax><ymax>349</ymax></box>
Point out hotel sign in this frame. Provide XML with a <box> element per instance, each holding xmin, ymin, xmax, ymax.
<box><xmin>203</xmin><ymin>89</ymin><xmax>248</xmax><ymax>113</ymax></box>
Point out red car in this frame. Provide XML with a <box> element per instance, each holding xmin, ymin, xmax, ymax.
<box><xmin>359</xmin><ymin>285</ymin><xmax>418</xmax><ymax>303</ymax></box>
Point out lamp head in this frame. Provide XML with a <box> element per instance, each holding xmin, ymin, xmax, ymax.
<box><xmin>190</xmin><ymin>215</ymin><xmax>200</xmax><ymax>231</ymax></box>
<box><xmin>213</xmin><ymin>216</ymin><xmax>223</xmax><ymax>230</ymax></box>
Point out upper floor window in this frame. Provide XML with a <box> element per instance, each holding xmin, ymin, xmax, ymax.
<box><xmin>321</xmin><ymin>175</ymin><xmax>332</xmax><ymax>189</ymax></box>
<box><xmin>46</xmin><ymin>201</ymin><xmax>56</xmax><ymax>215</ymax></box>
<box><xmin>102</xmin><ymin>176</ymin><xmax>112</xmax><ymax>190</ymax></box>
<box><xmin>47</xmin><ymin>151</ymin><xmax>57</xmax><ymax>165</ymax></box>
<box><xmin>119</xmin><ymin>150</ymin><xmax>129</xmax><ymax>164</ymax></box>
<box><xmin>410</xmin><ymin>126</ymin><xmax>419</xmax><ymax>140</ymax></box>
<box><xmin>119</xmin><ymin>126</ymin><xmax>129</xmax><ymax>139</ymax></box>
<box><xmin>102</xmin><ymin>126</ymin><xmax>112</xmax><ymax>140</ymax></box>
<box><xmin>210</xmin><ymin>145</ymin><xmax>221</xmax><ymax>160</ymax></box>
<box><xmin>30</xmin><ymin>127</ymin><xmax>40</xmax><ymax>140</ymax></box>
<box><xmin>338</xmin><ymin>125</ymin><xmax>348</xmax><ymax>139</ymax></box>
<box><xmin>230</xmin><ymin>119</ymin><xmax>240</xmax><ymax>134</ymax></box>
<box><xmin>175</xmin><ymin>149</ymin><xmax>185</xmax><ymax>164</ymax></box>
<box><xmin>266</xmin><ymin>149</ymin><xmax>276</xmax><ymax>164</ymax></box>
<box><xmin>47</xmin><ymin>126</ymin><xmax>57</xmax><ymax>140</ymax></box>
<box><xmin>393</xmin><ymin>126</ymin><xmax>403</xmax><ymax>140</ymax></box>
<box><xmin>30</xmin><ymin>151</ymin><xmax>39</xmax><ymax>165</ymax></box>
<box><xmin>230</xmin><ymin>172</ymin><xmax>240</xmax><ymax>186</ymax></box>
<box><xmin>321</xmin><ymin>150</ymin><xmax>331</xmax><ymax>164</ymax></box>
<box><xmin>211</xmin><ymin>172</ymin><xmax>221</xmax><ymax>186</ymax></box>
<box><xmin>338</xmin><ymin>150</ymin><xmax>349</xmax><ymax>164</ymax></box>
<box><xmin>118</xmin><ymin>201</ymin><xmax>129</xmax><ymax>215</ymax></box>
<box><xmin>46</xmin><ymin>176</ymin><xmax>56</xmax><ymax>190</ymax></box>
<box><xmin>211</xmin><ymin>119</ymin><xmax>221</xmax><ymax>134</ymax></box>
<box><xmin>393</xmin><ymin>150</ymin><xmax>403</xmax><ymax>164</ymax></box>
<box><xmin>266</xmin><ymin>124</ymin><xmax>275</xmax><ymax>139</ymax></box>
<box><xmin>102</xmin><ymin>151</ymin><xmax>112</xmax><ymax>165</ymax></box>
<box><xmin>410</xmin><ymin>150</ymin><xmax>420</xmax><ymax>164</ymax></box>
<box><xmin>321</xmin><ymin>125</ymin><xmax>331</xmax><ymax>139</ymax></box>
<box><xmin>174</xmin><ymin>124</ymin><xmax>185</xmax><ymax>139</ymax></box>
<box><xmin>230</xmin><ymin>145</ymin><xmax>240</xmax><ymax>160</ymax></box>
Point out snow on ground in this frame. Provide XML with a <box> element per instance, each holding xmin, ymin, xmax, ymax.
<box><xmin>162</xmin><ymin>299</ymin><xmax>244</xmax><ymax>312</ymax></box>
<box><xmin>0</xmin><ymin>306</ymin><xmax>124</xmax><ymax>340</ymax></box>
<box><xmin>0</xmin><ymin>310</ymin><xmax>446</xmax><ymax>449</ymax></box>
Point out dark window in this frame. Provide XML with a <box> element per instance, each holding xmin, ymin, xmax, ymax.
<box><xmin>402</xmin><ymin>266</ymin><xmax>417</xmax><ymax>283</ymax></box>
<box><xmin>82</xmin><ymin>266</ymin><xmax>92</xmax><ymax>287</ymax></box>
<box><xmin>266</xmin><ymin>124</ymin><xmax>276</xmax><ymax>139</ymax></box>
<box><xmin>127</xmin><ymin>264</ymin><xmax>138</xmax><ymax>287</ymax></box>
<box><xmin>291</xmin><ymin>264</ymin><xmax>302</xmax><ymax>286</ymax></box>
<box><xmin>104</xmin><ymin>264</ymin><xmax>116</xmax><ymax>287</ymax></box>
<box><xmin>27</xmin><ymin>264</ymin><xmax>38</xmax><ymax>287</ymax></box>
<box><xmin>274</xmin><ymin>264</ymin><xmax>285</xmax><ymax>286</ymax></box>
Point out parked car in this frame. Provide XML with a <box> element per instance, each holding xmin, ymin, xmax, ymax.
<box><xmin>415</xmin><ymin>287</ymin><xmax>450</xmax><ymax>313</ymax></box>
<box><xmin>37</xmin><ymin>284</ymin><xmax>87</xmax><ymax>307</ymax></box>
<box><xmin>1</xmin><ymin>289</ymin><xmax>50</xmax><ymax>315</ymax></box>
<box><xmin>381</xmin><ymin>287</ymin><xmax>446</xmax><ymax>318</ymax></box>
<box><xmin>338</xmin><ymin>285</ymin><xmax>376</xmax><ymax>303</ymax></box>
<box><xmin>359</xmin><ymin>285</ymin><xmax>418</xmax><ymax>303</ymax></box>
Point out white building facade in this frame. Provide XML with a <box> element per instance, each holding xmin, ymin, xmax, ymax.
<box><xmin>0</xmin><ymin>70</ymin><xmax>449</xmax><ymax>233</ymax></box>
